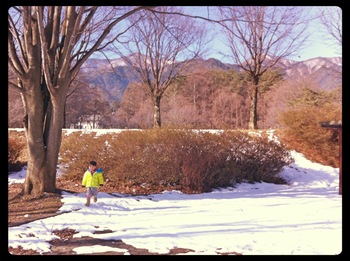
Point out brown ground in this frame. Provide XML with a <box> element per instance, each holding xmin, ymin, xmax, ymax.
<box><xmin>8</xmin><ymin>180</ymin><xmax>241</xmax><ymax>256</ymax></box>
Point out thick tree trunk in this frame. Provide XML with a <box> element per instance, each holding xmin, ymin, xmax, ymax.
<box><xmin>22</xmin><ymin>81</ymin><xmax>68</xmax><ymax>195</ymax></box>
<box><xmin>23</xmin><ymin>137</ymin><xmax>46</xmax><ymax>196</ymax></box>
<box><xmin>22</xmin><ymin>84</ymin><xmax>46</xmax><ymax>196</ymax></box>
<box><xmin>44</xmin><ymin>95</ymin><xmax>66</xmax><ymax>192</ymax></box>
<box><xmin>23</xmin><ymin>97</ymin><xmax>66</xmax><ymax>195</ymax></box>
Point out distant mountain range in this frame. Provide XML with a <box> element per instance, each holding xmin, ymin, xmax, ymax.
<box><xmin>79</xmin><ymin>56</ymin><xmax>342</xmax><ymax>101</ymax></box>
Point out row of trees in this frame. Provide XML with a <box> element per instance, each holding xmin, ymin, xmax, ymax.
<box><xmin>8</xmin><ymin>6</ymin><xmax>342</xmax><ymax>196</ymax></box>
<box><xmin>63</xmin><ymin>67</ymin><xmax>283</xmax><ymax>129</ymax></box>
<box><xmin>11</xmin><ymin>63</ymin><xmax>340</xmax><ymax>130</ymax></box>
<box><xmin>67</xmin><ymin>66</ymin><xmax>340</xmax><ymax>130</ymax></box>
<box><xmin>101</xmin><ymin>6</ymin><xmax>311</xmax><ymax>129</ymax></box>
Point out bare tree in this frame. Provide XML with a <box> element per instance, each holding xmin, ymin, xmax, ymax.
<box><xmin>112</xmin><ymin>6</ymin><xmax>207</xmax><ymax>128</ymax></box>
<box><xmin>319</xmin><ymin>6</ymin><xmax>342</xmax><ymax>80</ymax></box>
<box><xmin>218</xmin><ymin>6</ymin><xmax>310</xmax><ymax>129</ymax></box>
<box><xmin>65</xmin><ymin>78</ymin><xmax>112</xmax><ymax>129</ymax></box>
<box><xmin>319</xmin><ymin>7</ymin><xmax>342</xmax><ymax>48</ymax></box>
<box><xmin>8</xmin><ymin>6</ymin><xmax>154</xmax><ymax>196</ymax></box>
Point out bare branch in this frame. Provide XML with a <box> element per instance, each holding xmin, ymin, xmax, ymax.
<box><xmin>319</xmin><ymin>7</ymin><xmax>342</xmax><ymax>48</ymax></box>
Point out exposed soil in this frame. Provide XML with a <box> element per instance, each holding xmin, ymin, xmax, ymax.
<box><xmin>8</xmin><ymin>180</ymin><xmax>241</xmax><ymax>256</ymax></box>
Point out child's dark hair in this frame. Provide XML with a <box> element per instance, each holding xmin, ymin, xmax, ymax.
<box><xmin>90</xmin><ymin>161</ymin><xmax>97</xmax><ymax>166</ymax></box>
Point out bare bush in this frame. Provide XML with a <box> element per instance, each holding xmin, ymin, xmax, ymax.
<box><xmin>57</xmin><ymin>129</ymin><xmax>293</xmax><ymax>194</ymax></box>
<box><xmin>279</xmin><ymin>103</ymin><xmax>341</xmax><ymax>167</ymax></box>
<box><xmin>8</xmin><ymin>130</ymin><xmax>27</xmax><ymax>172</ymax></box>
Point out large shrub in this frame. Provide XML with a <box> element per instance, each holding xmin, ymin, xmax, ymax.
<box><xmin>278</xmin><ymin>103</ymin><xmax>341</xmax><ymax>168</ymax></box>
<box><xmin>59</xmin><ymin>128</ymin><xmax>293</xmax><ymax>194</ymax></box>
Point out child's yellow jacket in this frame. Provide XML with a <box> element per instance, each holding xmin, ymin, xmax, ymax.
<box><xmin>82</xmin><ymin>170</ymin><xmax>104</xmax><ymax>188</ymax></box>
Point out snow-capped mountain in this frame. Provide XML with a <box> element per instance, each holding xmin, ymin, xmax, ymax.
<box><xmin>78</xmin><ymin>55</ymin><xmax>342</xmax><ymax>101</ymax></box>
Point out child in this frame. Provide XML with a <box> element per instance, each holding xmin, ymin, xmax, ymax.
<box><xmin>82</xmin><ymin>161</ymin><xmax>104</xmax><ymax>206</ymax></box>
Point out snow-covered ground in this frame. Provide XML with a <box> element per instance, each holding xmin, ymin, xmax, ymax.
<box><xmin>8</xmin><ymin>129</ymin><xmax>342</xmax><ymax>255</ymax></box>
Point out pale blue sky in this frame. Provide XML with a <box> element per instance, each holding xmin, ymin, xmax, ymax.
<box><xmin>95</xmin><ymin>6</ymin><xmax>342</xmax><ymax>63</ymax></box>
<box><xmin>183</xmin><ymin>6</ymin><xmax>342</xmax><ymax>62</ymax></box>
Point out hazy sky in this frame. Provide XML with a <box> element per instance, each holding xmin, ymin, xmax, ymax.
<box><xmin>187</xmin><ymin>6</ymin><xmax>342</xmax><ymax>62</ymax></box>
<box><xmin>92</xmin><ymin>6</ymin><xmax>342</xmax><ymax>63</ymax></box>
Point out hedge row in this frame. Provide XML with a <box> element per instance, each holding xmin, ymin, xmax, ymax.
<box><xmin>59</xmin><ymin>128</ymin><xmax>293</xmax><ymax>193</ymax></box>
